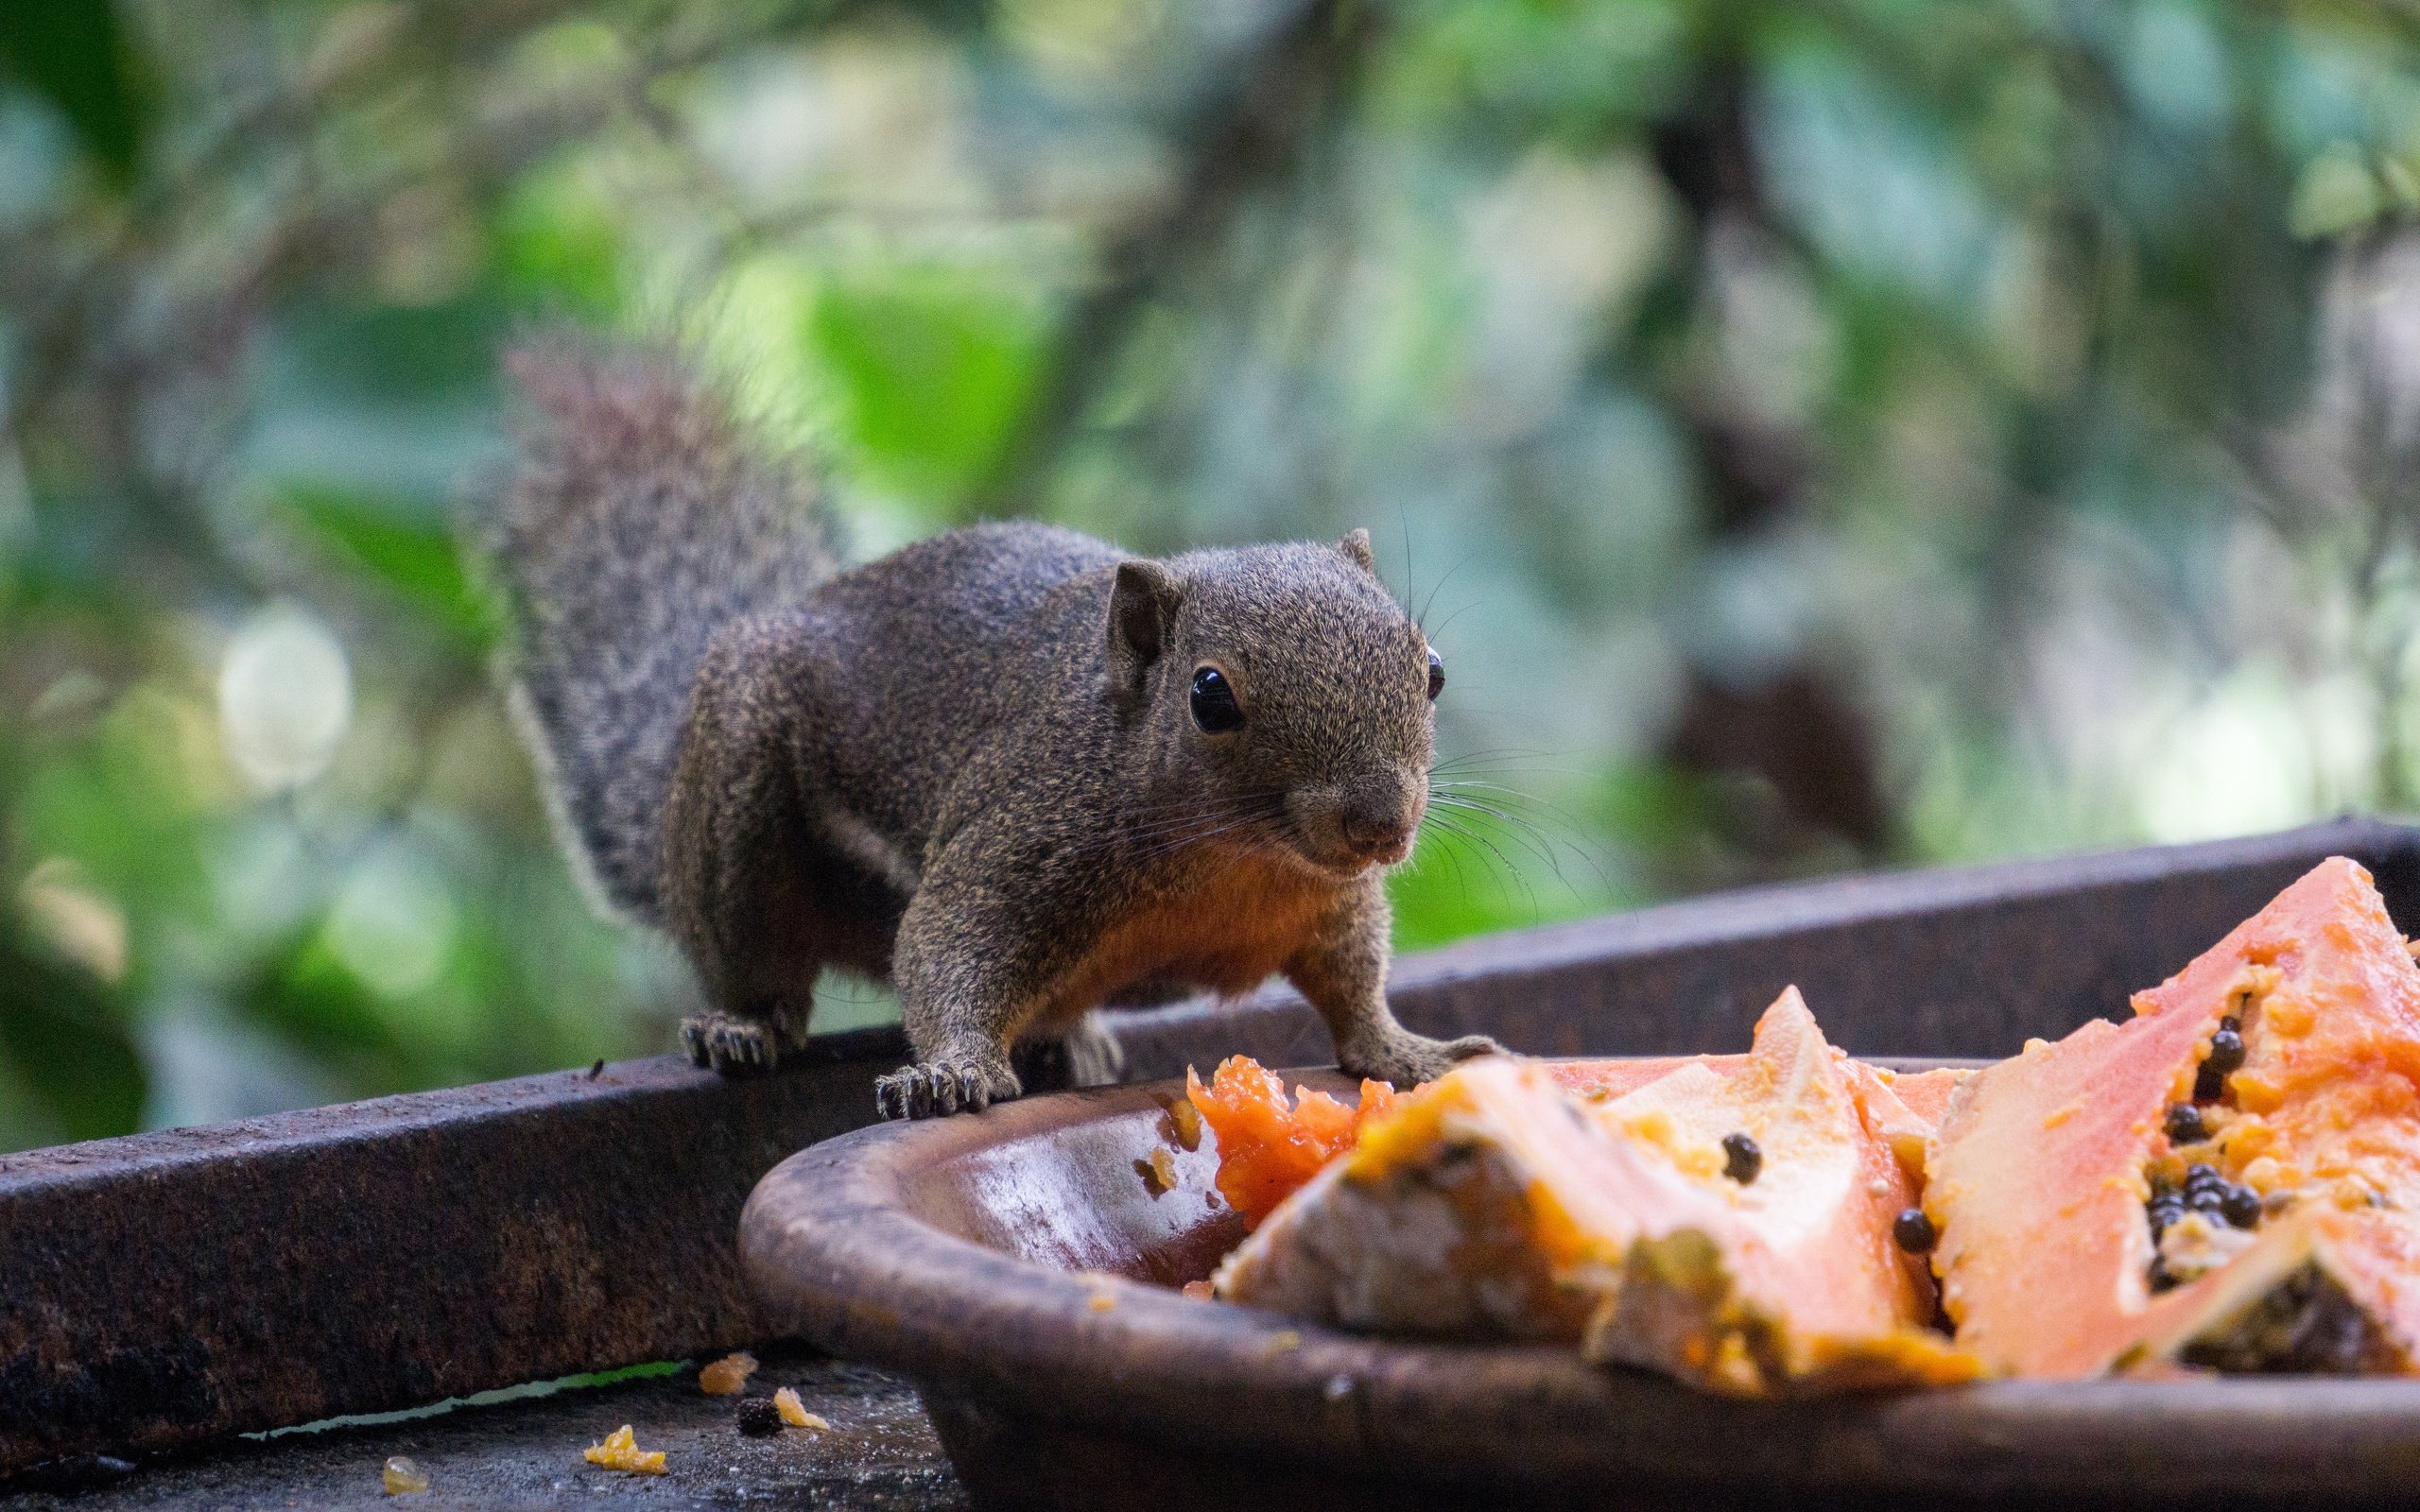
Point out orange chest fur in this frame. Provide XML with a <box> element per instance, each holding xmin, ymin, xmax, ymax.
<box><xmin>1046</xmin><ymin>854</ymin><xmax>1335</xmax><ymax>1016</ymax></box>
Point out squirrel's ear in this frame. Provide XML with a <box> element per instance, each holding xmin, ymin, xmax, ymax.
<box><xmin>1338</xmin><ymin>528</ymin><xmax>1375</xmax><ymax>574</ymax></box>
<box><xmin>1105</xmin><ymin>560</ymin><xmax>1182</xmax><ymax>714</ymax></box>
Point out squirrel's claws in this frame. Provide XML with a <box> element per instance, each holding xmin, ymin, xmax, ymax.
<box><xmin>875</xmin><ymin>1056</ymin><xmax>1023</xmax><ymax>1121</ymax></box>
<box><xmin>681</xmin><ymin>1011</ymin><xmax>793</xmax><ymax>1077</ymax></box>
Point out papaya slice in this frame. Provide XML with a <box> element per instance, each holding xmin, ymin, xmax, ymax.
<box><xmin>1215</xmin><ymin>989</ymin><xmax>1979</xmax><ymax>1395</ymax></box>
<box><xmin>1578</xmin><ymin>990</ymin><xmax>1974</xmax><ymax>1393</ymax></box>
<box><xmin>1212</xmin><ymin>1053</ymin><xmax>1634</xmax><ymax>1340</ymax></box>
<box><xmin>2128</xmin><ymin>1204</ymin><xmax>2420</xmax><ymax>1375</ymax></box>
<box><xmin>1926</xmin><ymin>856</ymin><xmax>2420</xmax><ymax>1377</ymax></box>
<box><xmin>1545</xmin><ymin>1055</ymin><xmax>1744</xmax><ymax>1102</ymax></box>
<box><xmin>1191</xmin><ymin>1053</ymin><xmax>1972</xmax><ymax>1223</ymax></box>
<box><xmin>1183</xmin><ymin>1056</ymin><xmax>1732</xmax><ymax>1228</ymax></box>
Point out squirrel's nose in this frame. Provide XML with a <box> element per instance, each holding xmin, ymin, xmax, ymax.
<box><xmin>1291</xmin><ymin>778</ymin><xmax>1422</xmax><ymax>868</ymax></box>
<box><xmin>1340</xmin><ymin>799</ymin><xmax>1414</xmax><ymax>859</ymax></box>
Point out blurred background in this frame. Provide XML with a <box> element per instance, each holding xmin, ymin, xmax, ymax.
<box><xmin>7</xmin><ymin>0</ymin><xmax>2420</xmax><ymax>1152</ymax></box>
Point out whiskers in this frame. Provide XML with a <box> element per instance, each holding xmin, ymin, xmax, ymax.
<box><xmin>1036</xmin><ymin>755</ymin><xmax>1607</xmax><ymax>923</ymax></box>
<box><xmin>1047</xmin><ymin>788</ymin><xmax>1291</xmax><ymax>870</ymax></box>
<box><xmin>1409</xmin><ymin>761</ymin><xmax>1613</xmax><ymax>926</ymax></box>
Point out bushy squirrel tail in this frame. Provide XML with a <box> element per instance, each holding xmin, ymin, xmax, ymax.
<box><xmin>486</xmin><ymin>335</ymin><xmax>839</xmax><ymax>926</ymax></box>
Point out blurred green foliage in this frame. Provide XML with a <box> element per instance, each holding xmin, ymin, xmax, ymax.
<box><xmin>8</xmin><ymin>0</ymin><xmax>2420</xmax><ymax>1151</ymax></box>
<box><xmin>0</xmin><ymin>0</ymin><xmax>147</xmax><ymax>183</ymax></box>
<box><xmin>815</xmin><ymin>262</ymin><xmax>1053</xmax><ymax>501</ymax></box>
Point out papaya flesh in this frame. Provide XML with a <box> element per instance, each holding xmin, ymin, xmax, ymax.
<box><xmin>1210</xmin><ymin>1055</ymin><xmax>1634</xmax><ymax>1341</ymax></box>
<box><xmin>1213</xmin><ymin>988</ymin><xmax>1979</xmax><ymax>1396</ymax></box>
<box><xmin>1926</xmin><ymin>856</ymin><xmax>2420</xmax><ymax>1378</ymax></box>
<box><xmin>1548</xmin><ymin>1056</ymin><xmax>1966</xmax><ymax>1125</ymax></box>
<box><xmin>1191</xmin><ymin>1052</ymin><xmax>1970</xmax><ymax>1226</ymax></box>
<box><xmin>1184</xmin><ymin>1059</ymin><xmax>1402</xmax><ymax>1227</ymax></box>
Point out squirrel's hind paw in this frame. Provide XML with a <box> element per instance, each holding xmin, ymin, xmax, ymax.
<box><xmin>1011</xmin><ymin>1012</ymin><xmax>1127</xmax><ymax>1093</ymax></box>
<box><xmin>681</xmin><ymin>1009</ymin><xmax>803</xmax><ymax>1076</ymax></box>
<box><xmin>874</xmin><ymin>1054</ymin><xmax>1022</xmax><ymax>1120</ymax></box>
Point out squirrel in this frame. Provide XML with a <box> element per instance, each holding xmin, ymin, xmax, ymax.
<box><xmin>486</xmin><ymin>337</ymin><xmax>1501</xmax><ymax>1117</ymax></box>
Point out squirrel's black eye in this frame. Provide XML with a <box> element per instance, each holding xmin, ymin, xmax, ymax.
<box><xmin>1190</xmin><ymin>666</ymin><xmax>1243</xmax><ymax>732</ymax></box>
<box><xmin>1426</xmin><ymin>647</ymin><xmax>1444</xmax><ymax>701</ymax></box>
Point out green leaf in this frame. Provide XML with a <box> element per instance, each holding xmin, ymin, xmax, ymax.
<box><xmin>1390</xmin><ymin>801</ymin><xmax>1622</xmax><ymax>951</ymax></box>
<box><xmin>495</xmin><ymin>155</ymin><xmax>624</xmax><ymax>317</ymax></box>
<box><xmin>809</xmin><ymin>264</ymin><xmax>1050</xmax><ymax>507</ymax></box>
<box><xmin>239</xmin><ymin>924</ymin><xmax>428</xmax><ymax>1085</ymax></box>
<box><xmin>1389</xmin><ymin>858</ymin><xmax>1547</xmax><ymax>951</ymax></box>
<box><xmin>0</xmin><ymin>930</ymin><xmax>147</xmax><ymax>1143</ymax></box>
<box><xmin>273</xmin><ymin>294</ymin><xmax>510</xmax><ymax>404</ymax></box>
<box><xmin>15</xmin><ymin>687</ymin><xmax>218</xmax><ymax>917</ymax></box>
<box><xmin>2290</xmin><ymin>147</ymin><xmax>2381</xmax><ymax>240</ymax></box>
<box><xmin>274</xmin><ymin>483</ymin><xmax>499</xmax><ymax>649</ymax></box>
<box><xmin>0</xmin><ymin>0</ymin><xmax>147</xmax><ymax>186</ymax></box>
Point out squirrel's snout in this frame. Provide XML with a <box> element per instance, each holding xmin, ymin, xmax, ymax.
<box><xmin>1291</xmin><ymin>779</ymin><xmax>1421</xmax><ymax>869</ymax></box>
<box><xmin>1340</xmin><ymin>803</ymin><xmax>1413</xmax><ymax>862</ymax></box>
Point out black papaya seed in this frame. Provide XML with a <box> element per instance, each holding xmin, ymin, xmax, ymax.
<box><xmin>2221</xmin><ymin>1185</ymin><xmax>2263</xmax><ymax>1228</ymax></box>
<box><xmin>1720</xmin><ymin>1131</ymin><xmax>1761</xmax><ymax>1184</ymax></box>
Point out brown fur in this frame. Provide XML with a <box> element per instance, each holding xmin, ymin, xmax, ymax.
<box><xmin>489</xmin><ymin>337</ymin><xmax>1498</xmax><ymax>1117</ymax></box>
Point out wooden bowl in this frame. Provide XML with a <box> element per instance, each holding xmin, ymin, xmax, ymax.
<box><xmin>741</xmin><ymin>1071</ymin><xmax>2420</xmax><ymax>1511</ymax></box>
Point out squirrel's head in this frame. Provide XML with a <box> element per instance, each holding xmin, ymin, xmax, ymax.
<box><xmin>1105</xmin><ymin>529</ymin><xmax>1437</xmax><ymax>879</ymax></box>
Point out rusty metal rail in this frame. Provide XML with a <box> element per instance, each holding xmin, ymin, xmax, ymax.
<box><xmin>5</xmin><ymin>816</ymin><xmax>2413</xmax><ymax>1477</ymax></box>
<box><xmin>0</xmin><ymin>1036</ymin><xmax>901</xmax><ymax>1477</ymax></box>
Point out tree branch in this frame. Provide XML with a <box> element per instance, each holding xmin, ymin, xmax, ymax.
<box><xmin>980</xmin><ymin>0</ymin><xmax>1381</xmax><ymax>514</ymax></box>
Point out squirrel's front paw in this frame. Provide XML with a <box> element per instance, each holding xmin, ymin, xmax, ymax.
<box><xmin>1340</xmin><ymin>1029</ymin><xmax>1504</xmax><ymax>1091</ymax></box>
<box><xmin>681</xmin><ymin>1010</ymin><xmax>798</xmax><ymax>1076</ymax></box>
<box><xmin>874</xmin><ymin>1053</ymin><xmax>1022</xmax><ymax>1120</ymax></box>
